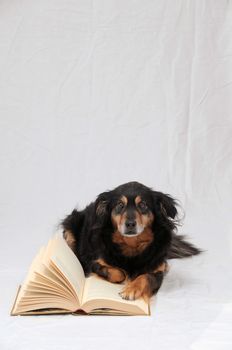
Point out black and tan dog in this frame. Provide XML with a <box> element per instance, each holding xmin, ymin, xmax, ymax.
<box><xmin>61</xmin><ymin>181</ymin><xmax>201</xmax><ymax>302</ymax></box>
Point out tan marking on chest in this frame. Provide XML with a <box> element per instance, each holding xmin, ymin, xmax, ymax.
<box><xmin>112</xmin><ymin>228</ymin><xmax>154</xmax><ymax>256</ymax></box>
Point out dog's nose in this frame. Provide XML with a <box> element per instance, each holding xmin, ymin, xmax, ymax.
<box><xmin>125</xmin><ymin>220</ymin><xmax>136</xmax><ymax>229</ymax></box>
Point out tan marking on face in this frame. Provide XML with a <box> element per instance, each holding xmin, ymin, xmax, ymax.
<box><xmin>135</xmin><ymin>196</ymin><xmax>141</xmax><ymax>205</ymax></box>
<box><xmin>95</xmin><ymin>258</ymin><xmax>127</xmax><ymax>283</ymax></box>
<box><xmin>111</xmin><ymin>195</ymin><xmax>128</xmax><ymax>228</ymax></box>
<box><xmin>135</xmin><ymin>197</ymin><xmax>154</xmax><ymax>227</ymax></box>
<box><xmin>112</xmin><ymin>227</ymin><xmax>154</xmax><ymax>256</ymax></box>
<box><xmin>135</xmin><ymin>196</ymin><xmax>154</xmax><ymax>227</ymax></box>
<box><xmin>111</xmin><ymin>210</ymin><xmax>127</xmax><ymax>228</ymax></box>
<box><xmin>121</xmin><ymin>195</ymin><xmax>128</xmax><ymax>205</ymax></box>
<box><xmin>135</xmin><ymin>210</ymin><xmax>142</xmax><ymax>226</ymax></box>
<box><xmin>111</xmin><ymin>196</ymin><xmax>154</xmax><ymax>237</ymax></box>
<box><xmin>63</xmin><ymin>230</ymin><xmax>76</xmax><ymax>251</ymax></box>
<box><xmin>141</xmin><ymin>211</ymin><xmax>154</xmax><ymax>226</ymax></box>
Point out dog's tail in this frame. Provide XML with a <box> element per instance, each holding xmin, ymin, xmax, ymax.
<box><xmin>167</xmin><ymin>233</ymin><xmax>202</xmax><ymax>259</ymax></box>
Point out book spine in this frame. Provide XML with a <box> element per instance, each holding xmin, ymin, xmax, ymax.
<box><xmin>72</xmin><ymin>309</ymin><xmax>89</xmax><ymax>315</ymax></box>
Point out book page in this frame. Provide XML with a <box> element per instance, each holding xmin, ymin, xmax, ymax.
<box><xmin>15</xmin><ymin>247</ymin><xmax>45</xmax><ymax>302</ymax></box>
<box><xmin>41</xmin><ymin>238</ymin><xmax>80</xmax><ymax>300</ymax></box>
<box><xmin>81</xmin><ymin>275</ymin><xmax>149</xmax><ymax>315</ymax></box>
<box><xmin>12</xmin><ymin>235</ymin><xmax>85</xmax><ymax>315</ymax></box>
<box><xmin>49</xmin><ymin>235</ymin><xmax>85</xmax><ymax>301</ymax></box>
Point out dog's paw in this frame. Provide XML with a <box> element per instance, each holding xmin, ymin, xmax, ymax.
<box><xmin>118</xmin><ymin>275</ymin><xmax>150</xmax><ymax>302</ymax></box>
<box><xmin>107</xmin><ymin>267</ymin><xmax>126</xmax><ymax>283</ymax></box>
<box><xmin>119</xmin><ymin>286</ymin><xmax>142</xmax><ymax>301</ymax></box>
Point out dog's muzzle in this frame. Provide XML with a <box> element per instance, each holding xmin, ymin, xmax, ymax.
<box><xmin>119</xmin><ymin>220</ymin><xmax>144</xmax><ymax>237</ymax></box>
<box><xmin>125</xmin><ymin>219</ymin><xmax>136</xmax><ymax>234</ymax></box>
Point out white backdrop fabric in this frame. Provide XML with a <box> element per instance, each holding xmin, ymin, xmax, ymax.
<box><xmin>1</xmin><ymin>1</ymin><xmax>232</xmax><ymax>349</ymax></box>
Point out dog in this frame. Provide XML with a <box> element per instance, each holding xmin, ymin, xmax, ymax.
<box><xmin>61</xmin><ymin>181</ymin><xmax>201</xmax><ymax>302</ymax></box>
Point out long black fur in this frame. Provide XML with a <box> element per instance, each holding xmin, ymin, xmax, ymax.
<box><xmin>167</xmin><ymin>233</ymin><xmax>202</xmax><ymax>259</ymax></box>
<box><xmin>61</xmin><ymin>182</ymin><xmax>201</xmax><ymax>283</ymax></box>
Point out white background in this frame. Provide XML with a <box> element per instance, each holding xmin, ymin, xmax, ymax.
<box><xmin>1</xmin><ymin>1</ymin><xmax>232</xmax><ymax>349</ymax></box>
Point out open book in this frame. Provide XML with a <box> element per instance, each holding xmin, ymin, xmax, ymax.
<box><xmin>11</xmin><ymin>235</ymin><xmax>150</xmax><ymax>316</ymax></box>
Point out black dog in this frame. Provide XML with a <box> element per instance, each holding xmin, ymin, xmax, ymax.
<box><xmin>61</xmin><ymin>181</ymin><xmax>201</xmax><ymax>301</ymax></box>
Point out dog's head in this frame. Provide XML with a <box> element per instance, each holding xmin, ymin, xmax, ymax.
<box><xmin>95</xmin><ymin>181</ymin><xmax>178</xmax><ymax>237</ymax></box>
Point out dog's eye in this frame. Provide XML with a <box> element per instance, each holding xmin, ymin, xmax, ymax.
<box><xmin>116</xmin><ymin>201</ymin><xmax>124</xmax><ymax>212</ymax></box>
<box><xmin>138</xmin><ymin>201</ymin><xmax>147</xmax><ymax>210</ymax></box>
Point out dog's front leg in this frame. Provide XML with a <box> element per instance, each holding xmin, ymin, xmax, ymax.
<box><xmin>91</xmin><ymin>259</ymin><xmax>126</xmax><ymax>283</ymax></box>
<box><xmin>119</xmin><ymin>262</ymin><xmax>168</xmax><ymax>302</ymax></box>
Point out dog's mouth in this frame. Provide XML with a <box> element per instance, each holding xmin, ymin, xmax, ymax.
<box><xmin>124</xmin><ymin>229</ymin><xmax>136</xmax><ymax>236</ymax></box>
<box><xmin>118</xmin><ymin>224</ymin><xmax>144</xmax><ymax>237</ymax></box>
<box><xmin>123</xmin><ymin>232</ymin><xmax>141</xmax><ymax>237</ymax></box>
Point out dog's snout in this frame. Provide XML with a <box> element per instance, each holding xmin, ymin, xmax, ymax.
<box><xmin>125</xmin><ymin>220</ymin><xmax>136</xmax><ymax>229</ymax></box>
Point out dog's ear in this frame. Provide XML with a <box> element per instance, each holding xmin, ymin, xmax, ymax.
<box><xmin>152</xmin><ymin>191</ymin><xmax>177</xmax><ymax>219</ymax></box>
<box><xmin>95</xmin><ymin>191</ymin><xmax>112</xmax><ymax>219</ymax></box>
